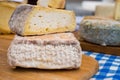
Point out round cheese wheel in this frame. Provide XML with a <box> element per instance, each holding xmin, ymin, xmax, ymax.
<box><xmin>79</xmin><ymin>16</ymin><xmax>120</xmax><ymax>46</ymax></box>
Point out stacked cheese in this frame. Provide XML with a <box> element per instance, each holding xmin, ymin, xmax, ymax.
<box><xmin>8</xmin><ymin>4</ymin><xmax>82</xmax><ymax>69</ymax></box>
<box><xmin>9</xmin><ymin>4</ymin><xmax>75</xmax><ymax>36</ymax></box>
<box><xmin>0</xmin><ymin>0</ymin><xmax>65</xmax><ymax>34</ymax></box>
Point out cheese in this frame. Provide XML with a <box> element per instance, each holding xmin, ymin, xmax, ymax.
<box><xmin>79</xmin><ymin>16</ymin><xmax>120</xmax><ymax>46</ymax></box>
<box><xmin>114</xmin><ymin>0</ymin><xmax>120</xmax><ymax>20</ymax></box>
<box><xmin>37</xmin><ymin>0</ymin><xmax>66</xmax><ymax>9</ymax></box>
<box><xmin>95</xmin><ymin>5</ymin><xmax>114</xmax><ymax>19</ymax></box>
<box><xmin>0</xmin><ymin>1</ymin><xmax>20</xmax><ymax>34</ymax></box>
<box><xmin>9</xmin><ymin>4</ymin><xmax>76</xmax><ymax>36</ymax></box>
<box><xmin>8</xmin><ymin>33</ymin><xmax>82</xmax><ymax>69</ymax></box>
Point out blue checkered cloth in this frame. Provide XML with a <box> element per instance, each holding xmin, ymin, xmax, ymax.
<box><xmin>83</xmin><ymin>51</ymin><xmax>120</xmax><ymax>80</ymax></box>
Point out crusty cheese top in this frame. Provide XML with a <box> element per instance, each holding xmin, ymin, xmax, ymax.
<box><xmin>80</xmin><ymin>16</ymin><xmax>120</xmax><ymax>30</ymax></box>
<box><xmin>13</xmin><ymin>33</ymin><xmax>79</xmax><ymax>45</ymax></box>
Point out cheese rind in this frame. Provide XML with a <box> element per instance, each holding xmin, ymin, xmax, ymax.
<box><xmin>9</xmin><ymin>4</ymin><xmax>76</xmax><ymax>36</ymax></box>
<box><xmin>79</xmin><ymin>16</ymin><xmax>120</xmax><ymax>46</ymax></box>
<box><xmin>9</xmin><ymin>4</ymin><xmax>33</xmax><ymax>35</ymax></box>
<box><xmin>8</xmin><ymin>33</ymin><xmax>82</xmax><ymax>69</ymax></box>
<box><xmin>37</xmin><ymin>0</ymin><xmax>65</xmax><ymax>9</ymax></box>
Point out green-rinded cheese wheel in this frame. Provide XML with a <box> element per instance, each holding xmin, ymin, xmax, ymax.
<box><xmin>79</xmin><ymin>16</ymin><xmax>120</xmax><ymax>46</ymax></box>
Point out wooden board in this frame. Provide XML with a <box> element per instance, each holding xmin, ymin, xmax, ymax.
<box><xmin>73</xmin><ymin>31</ymin><xmax>120</xmax><ymax>56</ymax></box>
<box><xmin>0</xmin><ymin>35</ymin><xmax>14</xmax><ymax>52</ymax></box>
<box><xmin>0</xmin><ymin>34</ymin><xmax>99</xmax><ymax>80</ymax></box>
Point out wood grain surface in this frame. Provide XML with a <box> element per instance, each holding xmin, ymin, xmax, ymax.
<box><xmin>0</xmin><ymin>34</ymin><xmax>99</xmax><ymax>80</ymax></box>
<box><xmin>73</xmin><ymin>32</ymin><xmax>120</xmax><ymax>56</ymax></box>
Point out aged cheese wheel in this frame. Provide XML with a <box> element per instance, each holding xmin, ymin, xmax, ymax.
<box><xmin>9</xmin><ymin>4</ymin><xmax>76</xmax><ymax>36</ymax></box>
<box><xmin>8</xmin><ymin>33</ymin><xmax>82</xmax><ymax>69</ymax></box>
<box><xmin>79</xmin><ymin>16</ymin><xmax>120</xmax><ymax>46</ymax></box>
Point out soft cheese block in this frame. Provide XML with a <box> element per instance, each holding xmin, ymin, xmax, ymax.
<box><xmin>9</xmin><ymin>4</ymin><xmax>76</xmax><ymax>36</ymax></box>
<box><xmin>0</xmin><ymin>1</ymin><xmax>20</xmax><ymax>34</ymax></box>
<box><xmin>37</xmin><ymin>0</ymin><xmax>66</xmax><ymax>9</ymax></box>
<box><xmin>95</xmin><ymin>5</ymin><xmax>114</xmax><ymax>19</ymax></box>
<box><xmin>79</xmin><ymin>16</ymin><xmax>120</xmax><ymax>46</ymax></box>
<box><xmin>8</xmin><ymin>33</ymin><xmax>82</xmax><ymax>69</ymax></box>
